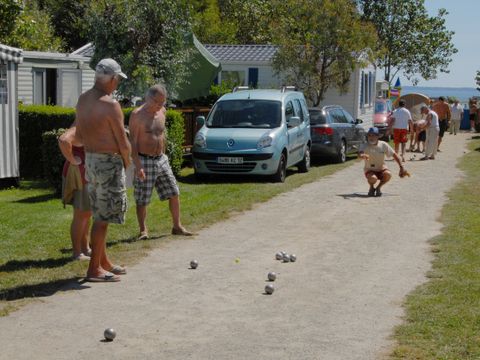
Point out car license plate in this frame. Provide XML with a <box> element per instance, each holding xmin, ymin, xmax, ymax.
<box><xmin>217</xmin><ymin>157</ymin><xmax>243</xmax><ymax>164</ymax></box>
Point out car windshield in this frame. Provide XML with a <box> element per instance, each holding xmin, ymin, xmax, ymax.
<box><xmin>309</xmin><ymin>110</ymin><xmax>327</xmax><ymax>125</ymax></box>
<box><xmin>206</xmin><ymin>100</ymin><xmax>282</xmax><ymax>128</ymax></box>
<box><xmin>374</xmin><ymin>101</ymin><xmax>388</xmax><ymax>113</ymax></box>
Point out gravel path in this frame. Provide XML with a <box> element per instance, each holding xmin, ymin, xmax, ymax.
<box><xmin>0</xmin><ymin>133</ymin><xmax>471</xmax><ymax>360</ymax></box>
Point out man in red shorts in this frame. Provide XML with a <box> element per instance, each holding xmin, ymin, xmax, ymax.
<box><xmin>390</xmin><ymin>99</ymin><xmax>413</xmax><ymax>162</ymax></box>
<box><xmin>359</xmin><ymin>127</ymin><xmax>406</xmax><ymax>197</ymax></box>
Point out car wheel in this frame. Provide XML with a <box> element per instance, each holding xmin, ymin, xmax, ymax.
<box><xmin>298</xmin><ymin>145</ymin><xmax>311</xmax><ymax>173</ymax></box>
<box><xmin>335</xmin><ymin>140</ymin><xmax>346</xmax><ymax>163</ymax></box>
<box><xmin>272</xmin><ymin>153</ymin><xmax>287</xmax><ymax>183</ymax></box>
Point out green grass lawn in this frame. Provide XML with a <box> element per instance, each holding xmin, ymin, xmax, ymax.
<box><xmin>0</xmin><ymin>158</ymin><xmax>349</xmax><ymax>315</ymax></box>
<box><xmin>391</xmin><ymin>135</ymin><xmax>480</xmax><ymax>359</ymax></box>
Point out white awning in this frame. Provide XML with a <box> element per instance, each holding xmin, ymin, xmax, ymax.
<box><xmin>0</xmin><ymin>44</ymin><xmax>23</xmax><ymax>64</ymax></box>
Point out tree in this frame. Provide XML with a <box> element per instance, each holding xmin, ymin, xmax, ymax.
<box><xmin>271</xmin><ymin>0</ymin><xmax>377</xmax><ymax>106</ymax></box>
<box><xmin>0</xmin><ymin>0</ymin><xmax>63</xmax><ymax>51</ymax></box>
<box><xmin>192</xmin><ymin>0</ymin><xmax>274</xmax><ymax>44</ymax></box>
<box><xmin>38</xmin><ymin>0</ymin><xmax>93</xmax><ymax>52</ymax></box>
<box><xmin>357</xmin><ymin>0</ymin><xmax>457</xmax><ymax>86</ymax></box>
<box><xmin>88</xmin><ymin>0</ymin><xmax>194</xmax><ymax>100</ymax></box>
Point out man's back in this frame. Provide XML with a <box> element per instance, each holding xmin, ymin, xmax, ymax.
<box><xmin>76</xmin><ymin>88</ymin><xmax>122</xmax><ymax>154</ymax></box>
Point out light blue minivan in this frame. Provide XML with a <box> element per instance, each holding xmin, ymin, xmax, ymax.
<box><xmin>192</xmin><ymin>87</ymin><xmax>311</xmax><ymax>182</ymax></box>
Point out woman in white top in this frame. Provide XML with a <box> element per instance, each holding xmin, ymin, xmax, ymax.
<box><xmin>420</xmin><ymin>105</ymin><xmax>439</xmax><ymax>160</ymax></box>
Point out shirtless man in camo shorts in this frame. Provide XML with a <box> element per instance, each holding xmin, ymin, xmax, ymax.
<box><xmin>129</xmin><ymin>84</ymin><xmax>193</xmax><ymax>240</ymax></box>
<box><xmin>76</xmin><ymin>58</ymin><xmax>131</xmax><ymax>282</ymax></box>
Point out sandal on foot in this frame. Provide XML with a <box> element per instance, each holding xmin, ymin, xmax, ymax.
<box><xmin>85</xmin><ymin>272</ymin><xmax>120</xmax><ymax>283</ymax></box>
<box><xmin>172</xmin><ymin>227</ymin><xmax>195</xmax><ymax>236</ymax></box>
<box><xmin>73</xmin><ymin>253</ymin><xmax>90</xmax><ymax>261</ymax></box>
<box><xmin>375</xmin><ymin>188</ymin><xmax>382</xmax><ymax>197</ymax></box>
<box><xmin>109</xmin><ymin>265</ymin><xmax>127</xmax><ymax>275</ymax></box>
<box><xmin>367</xmin><ymin>188</ymin><xmax>375</xmax><ymax>197</ymax></box>
<box><xmin>137</xmin><ymin>231</ymin><xmax>149</xmax><ymax>240</ymax></box>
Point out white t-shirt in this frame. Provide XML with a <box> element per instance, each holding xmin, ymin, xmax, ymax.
<box><xmin>391</xmin><ymin>107</ymin><xmax>412</xmax><ymax>129</ymax></box>
<box><xmin>428</xmin><ymin>110</ymin><xmax>440</xmax><ymax>131</ymax></box>
<box><xmin>450</xmin><ymin>104</ymin><xmax>463</xmax><ymax>120</ymax></box>
<box><xmin>360</xmin><ymin>140</ymin><xmax>395</xmax><ymax>171</ymax></box>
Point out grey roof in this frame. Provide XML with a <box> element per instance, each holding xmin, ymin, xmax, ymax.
<box><xmin>71</xmin><ymin>43</ymin><xmax>94</xmax><ymax>57</ymax></box>
<box><xmin>204</xmin><ymin>44</ymin><xmax>278</xmax><ymax>63</ymax></box>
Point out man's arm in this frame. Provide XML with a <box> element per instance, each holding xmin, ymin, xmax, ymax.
<box><xmin>109</xmin><ymin>102</ymin><xmax>131</xmax><ymax>168</ymax></box>
<box><xmin>58</xmin><ymin>125</ymin><xmax>81</xmax><ymax>165</ymax></box>
<box><xmin>129</xmin><ymin>111</ymin><xmax>145</xmax><ymax>180</ymax></box>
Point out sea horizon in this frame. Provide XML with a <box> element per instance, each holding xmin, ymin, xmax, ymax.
<box><xmin>402</xmin><ymin>85</ymin><xmax>479</xmax><ymax>102</ymax></box>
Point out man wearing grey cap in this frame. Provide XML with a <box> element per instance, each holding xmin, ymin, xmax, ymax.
<box><xmin>76</xmin><ymin>58</ymin><xmax>131</xmax><ymax>282</ymax></box>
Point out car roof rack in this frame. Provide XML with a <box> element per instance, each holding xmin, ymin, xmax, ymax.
<box><xmin>281</xmin><ymin>85</ymin><xmax>297</xmax><ymax>93</ymax></box>
<box><xmin>232</xmin><ymin>86</ymin><xmax>250</xmax><ymax>92</ymax></box>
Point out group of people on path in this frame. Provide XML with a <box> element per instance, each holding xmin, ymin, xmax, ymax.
<box><xmin>359</xmin><ymin>96</ymin><xmax>463</xmax><ymax>197</ymax></box>
<box><xmin>58</xmin><ymin>58</ymin><xmax>193</xmax><ymax>282</ymax></box>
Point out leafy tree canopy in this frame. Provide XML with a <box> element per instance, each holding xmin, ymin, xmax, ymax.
<box><xmin>88</xmin><ymin>0</ymin><xmax>194</xmax><ymax>100</ymax></box>
<box><xmin>0</xmin><ymin>0</ymin><xmax>63</xmax><ymax>51</ymax></box>
<box><xmin>271</xmin><ymin>0</ymin><xmax>377</xmax><ymax>106</ymax></box>
<box><xmin>357</xmin><ymin>0</ymin><xmax>457</xmax><ymax>86</ymax></box>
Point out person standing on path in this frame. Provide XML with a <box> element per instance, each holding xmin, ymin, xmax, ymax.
<box><xmin>469</xmin><ymin>98</ymin><xmax>478</xmax><ymax>132</ymax></box>
<box><xmin>420</xmin><ymin>105</ymin><xmax>440</xmax><ymax>160</ymax></box>
<box><xmin>76</xmin><ymin>58</ymin><xmax>131</xmax><ymax>282</ymax></box>
<box><xmin>432</xmin><ymin>96</ymin><xmax>451</xmax><ymax>151</ymax></box>
<box><xmin>450</xmin><ymin>100</ymin><xmax>463</xmax><ymax>135</ymax></box>
<box><xmin>58</xmin><ymin>126</ymin><xmax>92</xmax><ymax>261</ymax></box>
<box><xmin>358</xmin><ymin>127</ymin><xmax>406</xmax><ymax>197</ymax></box>
<box><xmin>129</xmin><ymin>84</ymin><xmax>193</xmax><ymax>240</ymax></box>
<box><xmin>390</xmin><ymin>99</ymin><xmax>413</xmax><ymax>162</ymax></box>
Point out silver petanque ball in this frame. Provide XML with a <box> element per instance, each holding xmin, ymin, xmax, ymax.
<box><xmin>283</xmin><ymin>254</ymin><xmax>290</xmax><ymax>262</ymax></box>
<box><xmin>275</xmin><ymin>252</ymin><xmax>283</xmax><ymax>260</ymax></box>
<box><xmin>289</xmin><ymin>254</ymin><xmax>297</xmax><ymax>262</ymax></box>
<box><xmin>190</xmin><ymin>260</ymin><xmax>198</xmax><ymax>269</ymax></box>
<box><xmin>104</xmin><ymin>328</ymin><xmax>116</xmax><ymax>341</ymax></box>
<box><xmin>267</xmin><ymin>272</ymin><xmax>277</xmax><ymax>281</ymax></box>
<box><xmin>265</xmin><ymin>284</ymin><xmax>275</xmax><ymax>295</ymax></box>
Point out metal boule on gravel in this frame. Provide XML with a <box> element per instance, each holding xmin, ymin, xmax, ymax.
<box><xmin>190</xmin><ymin>260</ymin><xmax>198</xmax><ymax>269</ymax></box>
<box><xmin>283</xmin><ymin>254</ymin><xmax>290</xmax><ymax>262</ymax></box>
<box><xmin>104</xmin><ymin>328</ymin><xmax>116</xmax><ymax>341</ymax></box>
<box><xmin>289</xmin><ymin>254</ymin><xmax>297</xmax><ymax>262</ymax></box>
<box><xmin>275</xmin><ymin>252</ymin><xmax>283</xmax><ymax>260</ymax></box>
<box><xmin>267</xmin><ymin>272</ymin><xmax>277</xmax><ymax>281</ymax></box>
<box><xmin>265</xmin><ymin>284</ymin><xmax>275</xmax><ymax>295</ymax></box>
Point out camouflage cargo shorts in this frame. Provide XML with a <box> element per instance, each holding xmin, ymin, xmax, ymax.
<box><xmin>85</xmin><ymin>152</ymin><xmax>127</xmax><ymax>224</ymax></box>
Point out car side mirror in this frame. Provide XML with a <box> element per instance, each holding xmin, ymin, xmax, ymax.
<box><xmin>355</xmin><ymin>118</ymin><xmax>363</xmax><ymax>125</ymax></box>
<box><xmin>287</xmin><ymin>116</ymin><xmax>301</xmax><ymax>128</ymax></box>
<box><xmin>196</xmin><ymin>116</ymin><xmax>205</xmax><ymax>126</ymax></box>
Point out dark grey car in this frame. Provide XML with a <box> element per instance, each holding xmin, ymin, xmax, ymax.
<box><xmin>309</xmin><ymin>106</ymin><xmax>366</xmax><ymax>163</ymax></box>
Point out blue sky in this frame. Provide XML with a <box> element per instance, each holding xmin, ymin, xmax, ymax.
<box><xmin>401</xmin><ymin>0</ymin><xmax>478</xmax><ymax>88</ymax></box>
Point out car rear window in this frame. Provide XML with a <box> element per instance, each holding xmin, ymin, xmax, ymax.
<box><xmin>375</xmin><ymin>101</ymin><xmax>388</xmax><ymax>113</ymax></box>
<box><xmin>309</xmin><ymin>110</ymin><xmax>327</xmax><ymax>125</ymax></box>
<box><xmin>206</xmin><ymin>100</ymin><xmax>282</xmax><ymax>128</ymax></box>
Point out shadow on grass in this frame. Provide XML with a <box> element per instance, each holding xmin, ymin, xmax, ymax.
<box><xmin>0</xmin><ymin>257</ymin><xmax>73</xmax><ymax>272</ymax></box>
<box><xmin>13</xmin><ymin>193</ymin><xmax>57</xmax><ymax>203</ymax></box>
<box><xmin>178</xmin><ymin>169</ymin><xmax>298</xmax><ymax>185</ymax></box>
<box><xmin>0</xmin><ymin>277</ymin><xmax>89</xmax><ymax>301</ymax></box>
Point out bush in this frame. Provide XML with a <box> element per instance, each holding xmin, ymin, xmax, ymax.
<box><xmin>19</xmin><ymin>105</ymin><xmax>75</xmax><ymax>178</ymax></box>
<box><xmin>41</xmin><ymin>128</ymin><xmax>66</xmax><ymax>195</ymax></box>
<box><xmin>165</xmin><ymin>109</ymin><xmax>185</xmax><ymax>176</ymax></box>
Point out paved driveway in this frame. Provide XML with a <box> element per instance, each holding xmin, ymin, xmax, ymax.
<box><xmin>0</xmin><ymin>133</ymin><xmax>471</xmax><ymax>360</ymax></box>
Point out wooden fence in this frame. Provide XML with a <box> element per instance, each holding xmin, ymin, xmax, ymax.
<box><xmin>175</xmin><ymin>107</ymin><xmax>210</xmax><ymax>152</ymax></box>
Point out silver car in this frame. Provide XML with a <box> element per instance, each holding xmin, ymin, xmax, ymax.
<box><xmin>309</xmin><ymin>106</ymin><xmax>366</xmax><ymax>163</ymax></box>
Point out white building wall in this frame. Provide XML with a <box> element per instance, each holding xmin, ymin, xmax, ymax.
<box><xmin>81</xmin><ymin>68</ymin><xmax>95</xmax><ymax>93</ymax></box>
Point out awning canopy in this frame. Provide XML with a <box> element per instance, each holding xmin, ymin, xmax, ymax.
<box><xmin>174</xmin><ymin>33</ymin><xmax>221</xmax><ymax>101</ymax></box>
<box><xmin>0</xmin><ymin>44</ymin><xmax>23</xmax><ymax>64</ymax></box>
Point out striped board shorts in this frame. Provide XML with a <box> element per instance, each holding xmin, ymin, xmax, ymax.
<box><xmin>134</xmin><ymin>154</ymin><xmax>180</xmax><ymax>206</ymax></box>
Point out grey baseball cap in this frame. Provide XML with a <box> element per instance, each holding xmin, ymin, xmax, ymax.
<box><xmin>95</xmin><ymin>58</ymin><xmax>127</xmax><ymax>79</ymax></box>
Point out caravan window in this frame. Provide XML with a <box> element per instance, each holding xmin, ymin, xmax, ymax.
<box><xmin>0</xmin><ymin>62</ymin><xmax>7</xmax><ymax>104</ymax></box>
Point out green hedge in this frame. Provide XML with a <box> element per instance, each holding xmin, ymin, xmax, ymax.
<box><xmin>27</xmin><ymin>104</ymin><xmax>186</xmax><ymax>193</ymax></box>
<box><xmin>41</xmin><ymin>128</ymin><xmax>66</xmax><ymax>195</ymax></box>
<box><xmin>19</xmin><ymin>105</ymin><xmax>75</xmax><ymax>178</ymax></box>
